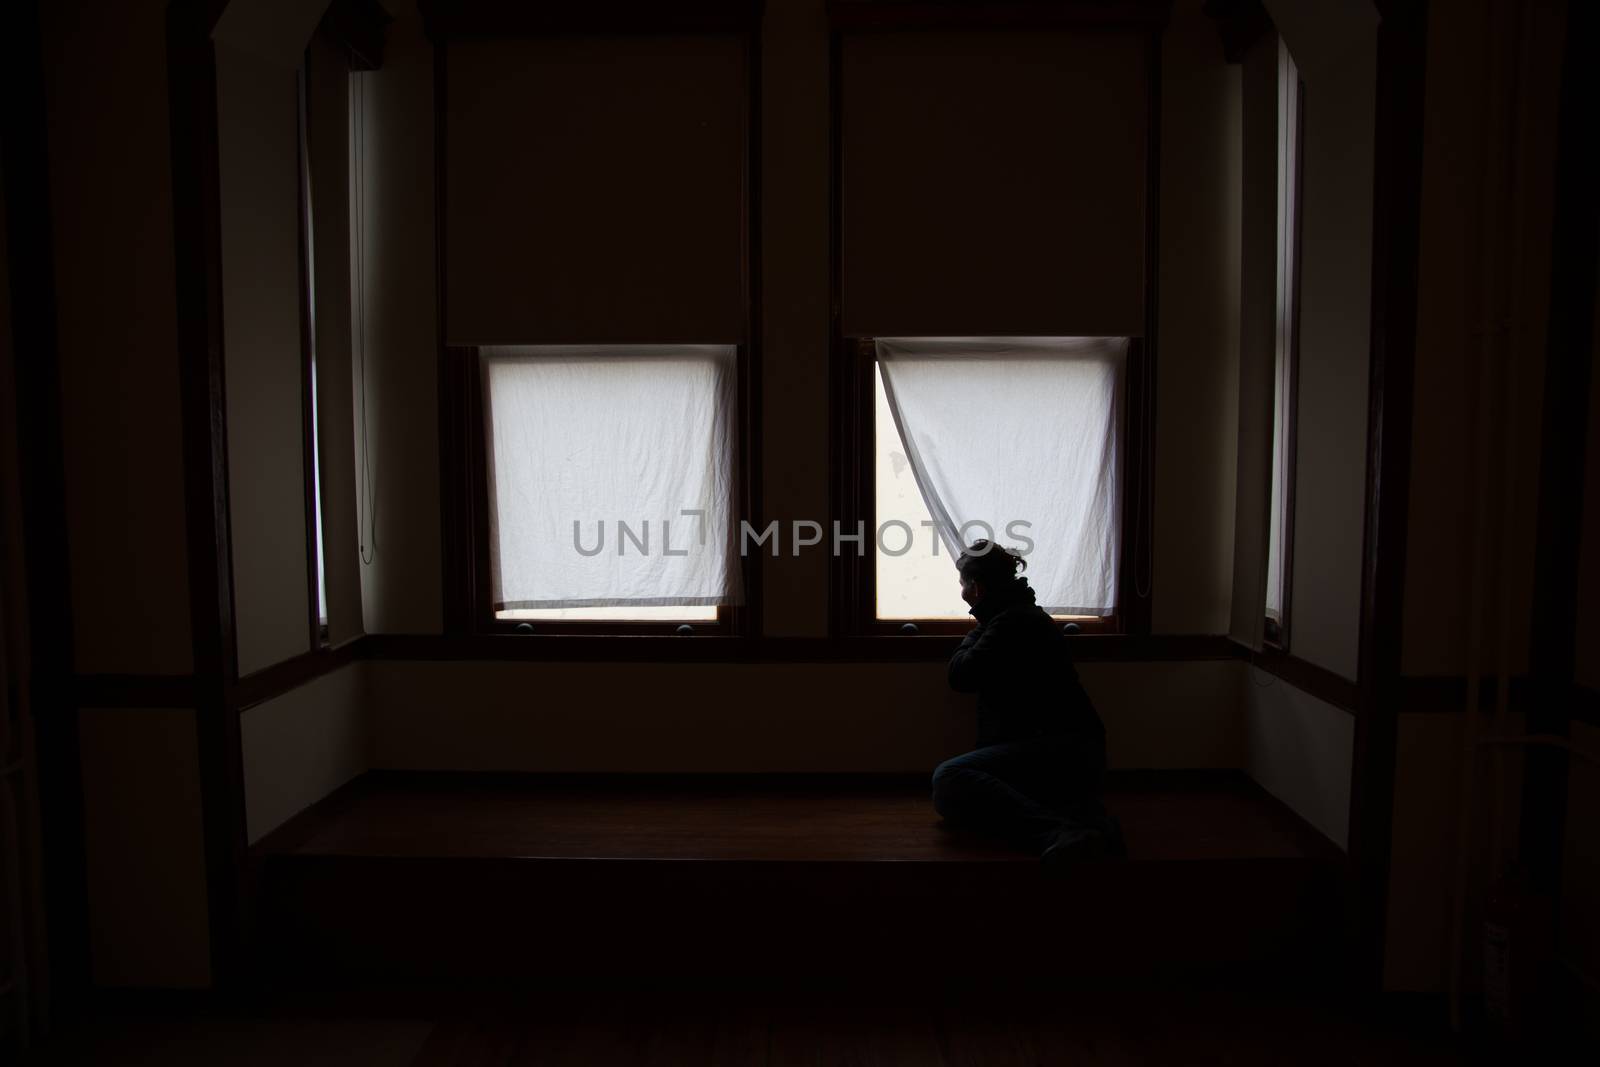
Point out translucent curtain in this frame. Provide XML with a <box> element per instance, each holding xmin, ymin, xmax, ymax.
<box><xmin>876</xmin><ymin>337</ymin><xmax>1125</xmax><ymax>616</ymax></box>
<box><xmin>481</xmin><ymin>345</ymin><xmax>741</xmax><ymax>609</ymax></box>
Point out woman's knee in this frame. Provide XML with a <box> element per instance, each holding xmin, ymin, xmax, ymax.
<box><xmin>931</xmin><ymin>759</ymin><xmax>978</xmax><ymax>819</ymax></box>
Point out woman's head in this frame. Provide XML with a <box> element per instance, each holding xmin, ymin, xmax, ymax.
<box><xmin>956</xmin><ymin>540</ymin><xmax>1027</xmax><ymax>607</ymax></box>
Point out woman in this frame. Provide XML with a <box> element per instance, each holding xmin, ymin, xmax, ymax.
<box><xmin>931</xmin><ymin>540</ymin><xmax>1125</xmax><ymax>868</ymax></box>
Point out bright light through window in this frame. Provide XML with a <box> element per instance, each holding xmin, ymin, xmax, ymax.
<box><xmin>874</xmin><ymin>364</ymin><xmax>969</xmax><ymax>619</ymax></box>
<box><xmin>872</xmin><ymin>355</ymin><xmax>1113</xmax><ymax>625</ymax></box>
<box><xmin>498</xmin><ymin>606</ymin><xmax>719</xmax><ymax>622</ymax></box>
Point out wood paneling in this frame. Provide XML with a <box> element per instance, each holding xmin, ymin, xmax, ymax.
<box><xmin>167</xmin><ymin>0</ymin><xmax>249</xmax><ymax>988</ymax></box>
<box><xmin>1351</xmin><ymin>0</ymin><xmax>1427</xmax><ymax>996</ymax></box>
<box><xmin>1523</xmin><ymin>0</ymin><xmax>1599</xmax><ymax>897</ymax></box>
<box><xmin>253</xmin><ymin>769</ymin><xmax>1342</xmax><ymax>985</ymax></box>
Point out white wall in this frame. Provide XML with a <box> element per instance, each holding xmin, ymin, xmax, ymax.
<box><xmin>1245</xmin><ymin>668</ymin><xmax>1353</xmax><ymax>847</ymax></box>
<box><xmin>241</xmin><ymin>664</ymin><xmax>369</xmax><ymax>843</ymax></box>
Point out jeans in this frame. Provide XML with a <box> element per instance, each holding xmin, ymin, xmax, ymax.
<box><xmin>931</xmin><ymin>732</ymin><xmax>1116</xmax><ymax>854</ymax></box>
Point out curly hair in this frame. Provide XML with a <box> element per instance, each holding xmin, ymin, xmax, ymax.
<box><xmin>955</xmin><ymin>539</ymin><xmax>1028</xmax><ymax>586</ymax></box>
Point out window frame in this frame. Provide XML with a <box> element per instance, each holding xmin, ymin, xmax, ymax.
<box><xmin>1263</xmin><ymin>60</ymin><xmax>1305</xmax><ymax>652</ymax></box>
<box><xmin>296</xmin><ymin>56</ymin><xmax>331</xmax><ymax>652</ymax></box>
<box><xmin>831</xmin><ymin>336</ymin><xmax>1148</xmax><ymax>638</ymax></box>
<box><xmin>447</xmin><ymin>343</ymin><xmax>755</xmax><ymax>638</ymax></box>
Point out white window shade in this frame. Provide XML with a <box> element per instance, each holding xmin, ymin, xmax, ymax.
<box><xmin>876</xmin><ymin>337</ymin><xmax>1125</xmax><ymax>616</ymax></box>
<box><xmin>481</xmin><ymin>345</ymin><xmax>742</xmax><ymax>610</ymax></box>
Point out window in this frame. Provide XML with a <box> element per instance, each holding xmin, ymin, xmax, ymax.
<box><xmin>472</xmin><ymin>345</ymin><xmax>742</xmax><ymax>633</ymax></box>
<box><xmin>1264</xmin><ymin>39</ymin><xmax>1303</xmax><ymax>648</ymax></box>
<box><xmin>298</xmin><ymin>59</ymin><xmax>330</xmax><ymax>646</ymax></box>
<box><xmin>842</xmin><ymin>336</ymin><xmax>1132</xmax><ymax>635</ymax></box>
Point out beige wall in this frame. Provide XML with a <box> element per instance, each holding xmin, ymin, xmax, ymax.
<box><xmin>759</xmin><ymin>0</ymin><xmax>832</xmax><ymax>638</ymax></box>
<box><xmin>242</xmin><ymin>664</ymin><xmax>368</xmax><ymax>843</ymax></box>
<box><xmin>215</xmin><ymin>41</ymin><xmax>313</xmax><ymax>676</ymax></box>
<box><xmin>78</xmin><ymin>708</ymin><xmax>212</xmax><ymax>988</ymax></box>
<box><xmin>1155</xmin><ymin>0</ymin><xmax>1242</xmax><ymax>635</ymax></box>
<box><xmin>212</xmin><ymin>0</ymin><xmax>327</xmax><ymax>65</ymax></box>
<box><xmin>347</xmin><ymin>0</ymin><xmax>1251</xmax><ymax>773</ymax></box>
<box><xmin>367</xmin><ymin>657</ymin><xmax>1246</xmax><ymax>772</ymax></box>
<box><xmin>1401</xmin><ymin>0</ymin><xmax>1562</xmax><ymax>679</ymax></box>
<box><xmin>1245</xmin><ymin>668</ymin><xmax>1353</xmax><ymax>847</ymax></box>
<box><xmin>354</xmin><ymin>8</ymin><xmax>442</xmax><ymax>635</ymax></box>
<box><xmin>839</xmin><ymin>29</ymin><xmax>1148</xmax><ymax>337</ymax></box>
<box><xmin>364</xmin><ymin>0</ymin><xmax>1243</xmax><ymax>643</ymax></box>
<box><xmin>1381</xmin><ymin>0</ymin><xmax>1569</xmax><ymax>996</ymax></box>
<box><xmin>1265</xmin><ymin>0</ymin><xmax>1378</xmax><ymax>682</ymax></box>
<box><xmin>42</xmin><ymin>0</ymin><xmax>193</xmax><ymax>676</ymax></box>
<box><xmin>446</xmin><ymin>36</ymin><xmax>747</xmax><ymax>346</ymax></box>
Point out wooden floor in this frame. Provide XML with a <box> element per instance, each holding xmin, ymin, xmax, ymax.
<box><xmin>30</xmin><ymin>989</ymin><xmax>1473</xmax><ymax>1066</ymax></box>
<box><xmin>260</xmin><ymin>772</ymin><xmax>1337</xmax><ymax>864</ymax></box>
<box><xmin>411</xmin><ymin>988</ymin><xmax>1469</xmax><ymax>1067</ymax></box>
<box><xmin>251</xmin><ymin>773</ymin><xmax>1345</xmax><ymax>988</ymax></box>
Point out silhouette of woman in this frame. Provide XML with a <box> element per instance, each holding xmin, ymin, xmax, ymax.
<box><xmin>931</xmin><ymin>540</ymin><xmax>1125</xmax><ymax>867</ymax></box>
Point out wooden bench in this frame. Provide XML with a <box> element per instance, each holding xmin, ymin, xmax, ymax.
<box><xmin>251</xmin><ymin>771</ymin><xmax>1345</xmax><ymax>988</ymax></box>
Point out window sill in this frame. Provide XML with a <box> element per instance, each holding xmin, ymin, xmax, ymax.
<box><xmin>359</xmin><ymin>632</ymin><xmax>1236</xmax><ymax>664</ymax></box>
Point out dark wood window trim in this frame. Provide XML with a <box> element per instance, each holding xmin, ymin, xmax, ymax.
<box><xmin>432</xmin><ymin>15</ymin><xmax>763</xmax><ymax>642</ymax></box>
<box><xmin>167</xmin><ymin>0</ymin><xmax>247</xmax><ymax>992</ymax></box>
<box><xmin>1522</xmin><ymin>0</ymin><xmax>1599</xmax><ymax>899</ymax></box>
<box><xmin>1263</xmin><ymin>67</ymin><xmax>1305</xmax><ymax>653</ymax></box>
<box><xmin>6</xmin><ymin>0</ymin><xmax>90</xmax><ymax>1006</ymax></box>
<box><xmin>833</xmin><ymin>336</ymin><xmax>1140</xmax><ymax>637</ymax></box>
<box><xmin>1350</xmin><ymin>0</ymin><xmax>1429</xmax><ymax>997</ymax></box>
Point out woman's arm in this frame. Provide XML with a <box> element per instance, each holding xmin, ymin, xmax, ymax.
<box><xmin>946</xmin><ymin>613</ymin><xmax>1019</xmax><ymax>692</ymax></box>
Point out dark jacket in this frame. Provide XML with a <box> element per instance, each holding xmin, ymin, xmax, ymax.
<box><xmin>947</xmin><ymin>578</ymin><xmax>1105</xmax><ymax>749</ymax></box>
